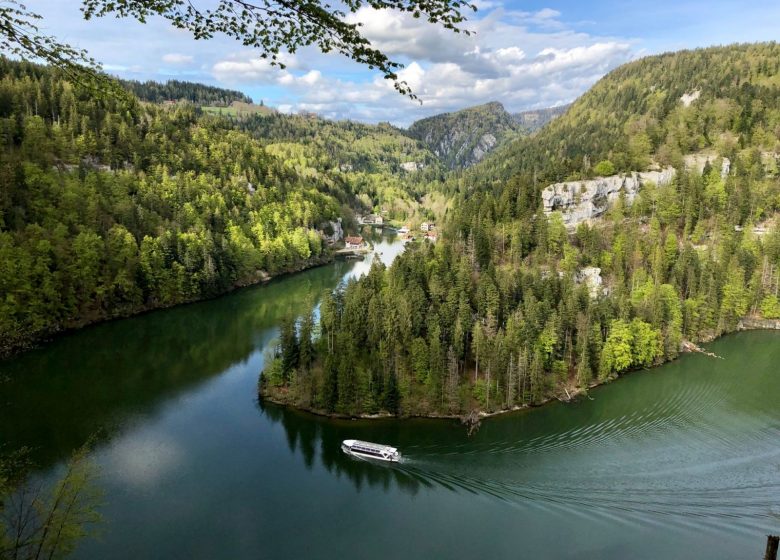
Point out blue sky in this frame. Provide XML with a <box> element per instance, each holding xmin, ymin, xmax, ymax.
<box><xmin>28</xmin><ymin>1</ymin><xmax>780</xmax><ymax>126</ymax></box>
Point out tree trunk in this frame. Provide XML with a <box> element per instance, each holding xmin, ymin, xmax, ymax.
<box><xmin>765</xmin><ymin>535</ymin><xmax>779</xmax><ymax>560</ymax></box>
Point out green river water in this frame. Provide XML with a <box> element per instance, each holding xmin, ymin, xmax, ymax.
<box><xmin>1</xmin><ymin>234</ymin><xmax>779</xmax><ymax>559</ymax></box>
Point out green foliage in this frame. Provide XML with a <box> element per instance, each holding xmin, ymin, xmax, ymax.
<box><xmin>408</xmin><ymin>102</ymin><xmax>522</xmax><ymax>169</ymax></box>
<box><xmin>599</xmin><ymin>319</ymin><xmax>662</xmax><ymax>379</ymax></box>
<box><xmin>0</xmin><ymin>445</ymin><xmax>102</xmax><ymax>560</ymax></box>
<box><xmin>232</xmin><ymin>112</ymin><xmax>445</xmax><ymax>220</ymax></box>
<box><xmin>121</xmin><ymin>79</ymin><xmax>252</xmax><ymax>105</ymax></box>
<box><xmin>263</xmin><ymin>43</ymin><xmax>780</xmax><ymax>417</ymax></box>
<box><xmin>0</xmin><ymin>1</ymin><xmax>124</xmax><ymax>98</ymax></box>
<box><xmin>0</xmin><ymin>59</ymin><xmax>356</xmax><ymax>356</ymax></box>
<box><xmin>760</xmin><ymin>294</ymin><xmax>780</xmax><ymax>318</ymax></box>
<box><xmin>593</xmin><ymin>160</ymin><xmax>616</xmax><ymax>176</ymax></box>
<box><xmin>465</xmin><ymin>42</ymin><xmax>780</xmax><ymax>187</ymax></box>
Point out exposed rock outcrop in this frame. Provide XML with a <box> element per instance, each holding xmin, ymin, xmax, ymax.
<box><xmin>407</xmin><ymin>102</ymin><xmax>519</xmax><ymax>169</ymax></box>
<box><xmin>542</xmin><ymin>168</ymin><xmax>676</xmax><ymax>227</ymax></box>
<box><xmin>512</xmin><ymin>104</ymin><xmax>570</xmax><ymax>133</ymax></box>
<box><xmin>738</xmin><ymin>317</ymin><xmax>780</xmax><ymax>331</ymax></box>
<box><xmin>400</xmin><ymin>161</ymin><xmax>423</xmax><ymax>172</ymax></box>
<box><xmin>683</xmin><ymin>153</ymin><xmax>730</xmax><ymax>178</ymax></box>
<box><xmin>680</xmin><ymin>89</ymin><xmax>701</xmax><ymax>107</ymax></box>
<box><xmin>575</xmin><ymin>267</ymin><xmax>604</xmax><ymax>298</ymax></box>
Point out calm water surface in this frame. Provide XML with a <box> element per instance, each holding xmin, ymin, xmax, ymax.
<box><xmin>2</xmin><ymin>233</ymin><xmax>779</xmax><ymax>559</ymax></box>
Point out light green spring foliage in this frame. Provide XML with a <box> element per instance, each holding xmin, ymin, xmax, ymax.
<box><xmin>458</xmin><ymin>42</ymin><xmax>780</xmax><ymax>190</ymax></box>
<box><xmin>0</xmin><ymin>446</ymin><xmax>102</xmax><ymax>560</ymax></box>
<box><xmin>760</xmin><ymin>294</ymin><xmax>780</xmax><ymax>318</ymax></box>
<box><xmin>1</xmin><ymin>58</ymin><xmax>432</xmax><ymax>357</ymax></box>
<box><xmin>263</xmin><ymin>43</ymin><xmax>780</xmax><ymax>417</ymax></box>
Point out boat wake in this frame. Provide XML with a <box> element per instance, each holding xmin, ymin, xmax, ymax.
<box><xmin>387</xmin><ymin>375</ymin><xmax>780</xmax><ymax>537</ymax></box>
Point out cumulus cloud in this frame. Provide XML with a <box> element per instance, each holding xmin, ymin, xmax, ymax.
<box><xmin>210</xmin><ymin>6</ymin><xmax>636</xmax><ymax>125</ymax></box>
<box><xmin>212</xmin><ymin>51</ymin><xmax>302</xmax><ymax>84</ymax></box>
<box><xmin>162</xmin><ymin>53</ymin><xmax>194</xmax><ymax>65</ymax></box>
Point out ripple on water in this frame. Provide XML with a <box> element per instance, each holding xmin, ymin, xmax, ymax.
<box><xmin>392</xmin><ymin>345</ymin><xmax>780</xmax><ymax>539</ymax></box>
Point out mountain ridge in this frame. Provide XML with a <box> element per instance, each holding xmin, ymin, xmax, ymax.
<box><xmin>406</xmin><ymin>101</ymin><xmax>519</xmax><ymax>169</ymax></box>
<box><xmin>407</xmin><ymin>101</ymin><xmax>571</xmax><ymax>170</ymax></box>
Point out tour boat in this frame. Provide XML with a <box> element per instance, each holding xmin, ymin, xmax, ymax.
<box><xmin>341</xmin><ymin>439</ymin><xmax>401</xmax><ymax>462</ymax></box>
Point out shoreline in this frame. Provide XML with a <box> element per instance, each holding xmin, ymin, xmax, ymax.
<box><xmin>259</xmin><ymin>380</ymin><xmax>598</xmax><ymax>422</ymax></box>
<box><xmin>0</xmin><ymin>251</ymin><xmax>338</xmax><ymax>362</ymax></box>
<box><xmin>259</xmin><ymin>319</ymin><xmax>780</xmax><ymax>422</ymax></box>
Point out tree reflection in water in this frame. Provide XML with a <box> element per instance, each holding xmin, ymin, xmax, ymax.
<box><xmin>259</xmin><ymin>400</ymin><xmax>427</xmax><ymax>496</ymax></box>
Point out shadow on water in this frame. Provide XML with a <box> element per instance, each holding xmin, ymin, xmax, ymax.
<box><xmin>259</xmin><ymin>400</ymin><xmax>431</xmax><ymax>497</ymax></box>
<box><xmin>258</xmin><ymin>332</ymin><xmax>780</xmax><ymax>538</ymax></box>
<box><xmin>2</xmin><ymin>226</ymin><xmax>780</xmax><ymax>560</ymax></box>
<box><xmin>0</xmin><ymin>261</ymin><xmax>351</xmax><ymax>468</ymax></box>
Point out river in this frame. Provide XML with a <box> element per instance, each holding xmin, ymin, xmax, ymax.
<box><xmin>1</xmin><ymin>232</ymin><xmax>779</xmax><ymax>559</ymax></box>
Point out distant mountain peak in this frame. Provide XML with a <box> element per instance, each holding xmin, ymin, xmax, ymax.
<box><xmin>407</xmin><ymin>101</ymin><xmax>569</xmax><ymax>169</ymax></box>
<box><xmin>407</xmin><ymin>102</ymin><xmax>517</xmax><ymax>169</ymax></box>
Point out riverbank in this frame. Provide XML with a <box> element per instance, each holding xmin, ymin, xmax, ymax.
<box><xmin>7</xmin><ymin>310</ymin><xmax>779</xmax><ymax>560</ymax></box>
<box><xmin>0</xmin><ymin>251</ymin><xmax>337</xmax><ymax>361</ymax></box>
<box><xmin>259</xmin><ymin>316</ymin><xmax>780</xmax><ymax>422</ymax></box>
<box><xmin>259</xmin><ymin>364</ymin><xmax>605</xmax><ymax>422</ymax></box>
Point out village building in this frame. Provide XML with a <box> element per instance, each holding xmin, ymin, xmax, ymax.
<box><xmin>345</xmin><ymin>235</ymin><xmax>364</xmax><ymax>249</ymax></box>
<box><xmin>359</xmin><ymin>214</ymin><xmax>384</xmax><ymax>225</ymax></box>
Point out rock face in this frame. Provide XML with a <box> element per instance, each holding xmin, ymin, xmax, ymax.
<box><xmin>408</xmin><ymin>102</ymin><xmax>573</xmax><ymax>169</ymax></box>
<box><xmin>542</xmin><ymin>168</ymin><xmax>676</xmax><ymax>227</ymax></box>
<box><xmin>680</xmin><ymin>89</ymin><xmax>701</xmax><ymax>107</ymax></box>
<box><xmin>512</xmin><ymin>104</ymin><xmax>570</xmax><ymax>133</ymax></box>
<box><xmin>400</xmin><ymin>161</ymin><xmax>423</xmax><ymax>172</ymax></box>
<box><xmin>683</xmin><ymin>153</ymin><xmax>730</xmax><ymax>178</ymax></box>
<box><xmin>575</xmin><ymin>267</ymin><xmax>604</xmax><ymax>298</ymax></box>
<box><xmin>738</xmin><ymin>317</ymin><xmax>780</xmax><ymax>331</ymax></box>
<box><xmin>407</xmin><ymin>102</ymin><xmax>519</xmax><ymax>169</ymax></box>
<box><xmin>319</xmin><ymin>218</ymin><xmax>343</xmax><ymax>245</ymax></box>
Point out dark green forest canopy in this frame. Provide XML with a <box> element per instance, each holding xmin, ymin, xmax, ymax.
<box><xmin>261</xmin><ymin>42</ymin><xmax>780</xmax><ymax>417</ymax></box>
<box><xmin>119</xmin><ymin>79</ymin><xmax>252</xmax><ymax>106</ymax></box>
<box><xmin>0</xmin><ymin>58</ymin><xmax>442</xmax><ymax>358</ymax></box>
<box><xmin>5</xmin><ymin>41</ymin><xmax>780</xmax><ymax>420</ymax></box>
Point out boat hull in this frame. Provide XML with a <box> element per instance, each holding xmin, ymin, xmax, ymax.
<box><xmin>341</xmin><ymin>441</ymin><xmax>400</xmax><ymax>463</ymax></box>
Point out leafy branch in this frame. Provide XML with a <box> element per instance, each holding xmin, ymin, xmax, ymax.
<box><xmin>80</xmin><ymin>0</ymin><xmax>477</xmax><ymax>99</ymax></box>
<box><xmin>0</xmin><ymin>1</ymin><xmax>127</xmax><ymax>99</ymax></box>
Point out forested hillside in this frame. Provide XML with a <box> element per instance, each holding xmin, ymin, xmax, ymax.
<box><xmin>230</xmin><ymin>113</ymin><xmax>445</xmax><ymax>216</ymax></box>
<box><xmin>407</xmin><ymin>102</ymin><xmax>521</xmax><ymax>169</ymax></box>
<box><xmin>120</xmin><ymin>78</ymin><xmax>252</xmax><ymax>106</ymax></box>
<box><xmin>466</xmin><ymin>42</ymin><xmax>780</xmax><ymax>188</ymax></box>
<box><xmin>261</xmin><ymin>42</ymin><xmax>780</xmax><ymax>417</ymax></box>
<box><xmin>0</xmin><ymin>59</ymin><xmax>373</xmax><ymax>357</ymax></box>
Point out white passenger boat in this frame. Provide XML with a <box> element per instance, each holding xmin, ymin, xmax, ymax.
<box><xmin>341</xmin><ymin>440</ymin><xmax>400</xmax><ymax>462</ymax></box>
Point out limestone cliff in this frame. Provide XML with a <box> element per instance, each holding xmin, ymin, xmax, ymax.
<box><xmin>683</xmin><ymin>153</ymin><xmax>730</xmax><ymax>177</ymax></box>
<box><xmin>542</xmin><ymin>168</ymin><xmax>676</xmax><ymax>227</ymax></box>
<box><xmin>407</xmin><ymin>102</ymin><xmax>519</xmax><ymax>169</ymax></box>
<box><xmin>512</xmin><ymin>105</ymin><xmax>569</xmax><ymax>133</ymax></box>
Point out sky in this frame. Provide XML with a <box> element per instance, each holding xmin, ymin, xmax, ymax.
<box><xmin>27</xmin><ymin>1</ymin><xmax>780</xmax><ymax>126</ymax></box>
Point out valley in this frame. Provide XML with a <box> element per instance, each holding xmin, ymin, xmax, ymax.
<box><xmin>2</xmin><ymin>14</ymin><xmax>780</xmax><ymax>557</ymax></box>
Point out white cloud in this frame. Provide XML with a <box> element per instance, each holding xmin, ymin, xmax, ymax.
<box><xmin>162</xmin><ymin>53</ymin><xmax>194</xmax><ymax>65</ymax></box>
<box><xmin>212</xmin><ymin>52</ymin><xmax>301</xmax><ymax>84</ymax></box>
<box><xmin>209</xmin><ymin>6</ymin><xmax>637</xmax><ymax>125</ymax></box>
